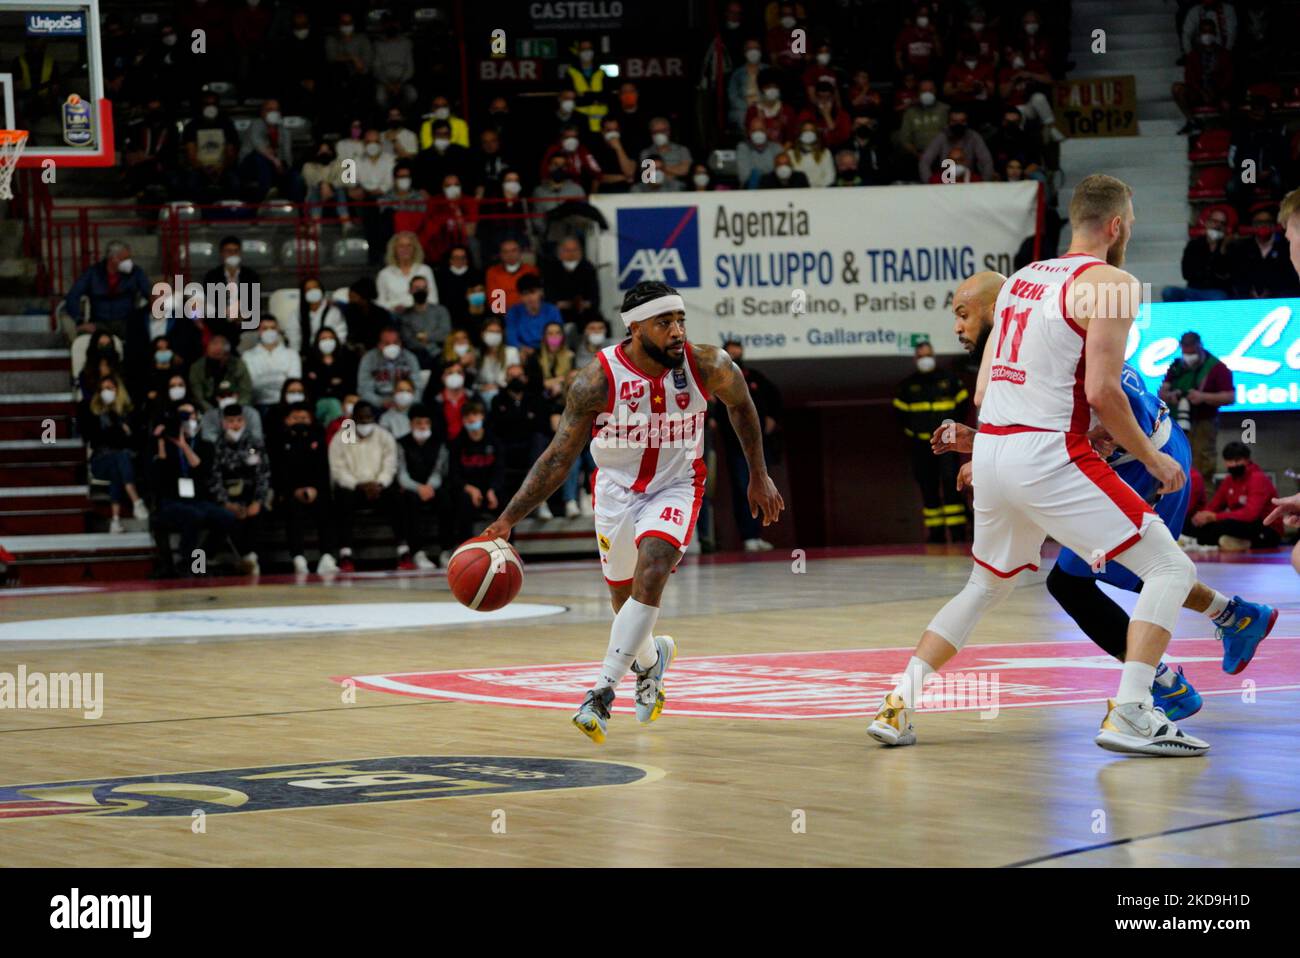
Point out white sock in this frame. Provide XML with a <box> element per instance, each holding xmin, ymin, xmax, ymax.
<box><xmin>1153</xmin><ymin>661</ymin><xmax>1177</xmax><ymax>688</ymax></box>
<box><xmin>1117</xmin><ymin>661</ymin><xmax>1157</xmax><ymax>705</ymax></box>
<box><xmin>890</xmin><ymin>656</ymin><xmax>935</xmax><ymax>709</ymax></box>
<box><xmin>1205</xmin><ymin>591</ymin><xmax>1233</xmax><ymax>625</ymax></box>
<box><xmin>634</xmin><ymin>635</ymin><xmax>659</xmax><ymax>673</ymax></box>
<box><xmin>597</xmin><ymin>598</ymin><xmax>659</xmax><ymax>690</ymax></box>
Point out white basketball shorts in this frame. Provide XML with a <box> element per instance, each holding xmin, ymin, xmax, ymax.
<box><xmin>592</xmin><ymin>466</ymin><xmax>705</xmax><ymax>585</ymax></box>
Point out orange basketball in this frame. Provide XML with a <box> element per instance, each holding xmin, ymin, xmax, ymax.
<box><xmin>447</xmin><ymin>536</ymin><xmax>524</xmax><ymax>611</ymax></box>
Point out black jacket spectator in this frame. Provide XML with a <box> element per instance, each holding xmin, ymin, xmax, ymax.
<box><xmin>1180</xmin><ymin>235</ymin><xmax>1234</xmax><ymax>293</ymax></box>
<box><xmin>435</xmin><ymin>260</ymin><xmax>482</xmax><ymax>327</ymax></box>
<box><xmin>759</xmin><ymin>169</ymin><xmax>810</xmax><ymax>189</ymax></box>
<box><xmin>1231</xmin><ymin>234</ymin><xmax>1299</xmax><ymax>298</ymax></box>
<box><xmin>63</xmin><ymin>256</ymin><xmax>151</xmax><ymax>337</ymax></box>
<box><xmin>304</xmin><ymin>335</ymin><xmax>359</xmax><ymax>404</ymax></box>
<box><xmin>201</xmin><ymin>263</ymin><xmax>264</xmax><ymax>351</ymax></box>
<box><xmin>272</xmin><ymin>421</ymin><xmax>331</xmax><ymax>497</ymax></box>
<box><xmin>448</xmin><ymin>427</ymin><xmax>505</xmax><ymax>498</ymax></box>
<box><xmin>541</xmin><ymin>256</ymin><xmax>600</xmax><ymax>319</ymax></box>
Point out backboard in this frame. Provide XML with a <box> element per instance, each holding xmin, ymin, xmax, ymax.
<box><xmin>0</xmin><ymin>0</ymin><xmax>113</xmax><ymax>168</ymax></box>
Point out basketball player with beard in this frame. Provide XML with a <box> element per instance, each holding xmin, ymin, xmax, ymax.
<box><xmin>934</xmin><ymin>271</ymin><xmax>1277</xmax><ymax>720</ymax></box>
<box><xmin>868</xmin><ymin>174</ymin><xmax>1220</xmax><ymax>756</ymax></box>
<box><xmin>483</xmin><ymin>281</ymin><xmax>784</xmax><ymax>743</ymax></box>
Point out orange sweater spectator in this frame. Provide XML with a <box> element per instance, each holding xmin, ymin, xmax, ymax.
<box><xmin>484</xmin><ymin>239</ymin><xmax>539</xmax><ymax>312</ymax></box>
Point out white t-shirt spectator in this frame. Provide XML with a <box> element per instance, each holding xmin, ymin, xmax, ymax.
<box><xmin>789</xmin><ymin>146</ymin><xmax>835</xmax><ymax>188</ymax></box>
<box><xmin>376</xmin><ymin>263</ymin><xmax>437</xmax><ymax>311</ymax></box>
<box><xmin>356</xmin><ymin>152</ymin><xmax>395</xmax><ymax>194</ymax></box>
<box><xmin>242</xmin><ymin>341</ymin><xmax>303</xmax><ymax>405</ymax></box>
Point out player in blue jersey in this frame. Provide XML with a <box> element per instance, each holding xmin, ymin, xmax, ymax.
<box><xmin>935</xmin><ymin>272</ymin><xmax>1278</xmax><ymax>720</ymax></box>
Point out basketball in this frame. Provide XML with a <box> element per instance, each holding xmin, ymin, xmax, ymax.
<box><xmin>446</xmin><ymin>536</ymin><xmax>524</xmax><ymax>612</ymax></box>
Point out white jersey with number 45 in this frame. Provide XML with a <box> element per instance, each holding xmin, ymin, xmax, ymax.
<box><xmin>979</xmin><ymin>253</ymin><xmax>1109</xmax><ymax>434</ymax></box>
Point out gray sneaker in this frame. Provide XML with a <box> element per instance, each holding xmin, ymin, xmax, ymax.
<box><xmin>572</xmin><ymin>687</ymin><xmax>616</xmax><ymax>744</ymax></box>
<box><xmin>632</xmin><ymin>635</ymin><xmax>676</xmax><ymax>724</ymax></box>
<box><xmin>1095</xmin><ymin>699</ymin><xmax>1209</xmax><ymax>756</ymax></box>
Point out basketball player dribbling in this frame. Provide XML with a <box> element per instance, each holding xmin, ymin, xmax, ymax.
<box><xmin>932</xmin><ymin>271</ymin><xmax>1276</xmax><ymax>720</ymax></box>
<box><xmin>483</xmin><ymin>281</ymin><xmax>784</xmax><ymax>743</ymax></box>
<box><xmin>868</xmin><ymin>174</ymin><xmax>1213</xmax><ymax>756</ymax></box>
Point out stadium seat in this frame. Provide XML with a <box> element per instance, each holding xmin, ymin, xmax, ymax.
<box><xmin>1188</xmin><ymin>129</ymin><xmax>1230</xmax><ymax>163</ymax></box>
<box><xmin>1188</xmin><ymin>166</ymin><xmax>1230</xmax><ymax>201</ymax></box>
<box><xmin>279</xmin><ymin>237</ymin><xmax>319</xmax><ymax>266</ymax></box>
<box><xmin>332</xmin><ymin>237</ymin><xmax>370</xmax><ymax>266</ymax></box>
<box><xmin>240</xmin><ymin>238</ymin><xmax>274</xmax><ymax>268</ymax></box>
<box><xmin>187</xmin><ymin>240</ymin><xmax>219</xmax><ymax>271</ymax></box>
<box><xmin>160</xmin><ymin>201</ymin><xmax>199</xmax><ymax>223</ymax></box>
<box><xmin>260</xmin><ymin>200</ymin><xmax>298</xmax><ymax>221</ymax></box>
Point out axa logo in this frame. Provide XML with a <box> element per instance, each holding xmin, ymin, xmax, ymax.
<box><xmin>0</xmin><ymin>756</ymin><xmax>658</xmax><ymax>820</ymax></box>
<box><xmin>617</xmin><ymin>206</ymin><xmax>700</xmax><ymax>288</ymax></box>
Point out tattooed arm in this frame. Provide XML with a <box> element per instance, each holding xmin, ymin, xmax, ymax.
<box><xmin>482</xmin><ymin>360</ymin><xmax>608</xmax><ymax>539</ymax></box>
<box><xmin>693</xmin><ymin>343</ymin><xmax>785</xmax><ymax>527</ymax></box>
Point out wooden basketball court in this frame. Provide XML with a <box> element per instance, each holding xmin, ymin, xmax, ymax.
<box><xmin>1</xmin><ymin>549</ymin><xmax>1297</xmax><ymax>867</ymax></box>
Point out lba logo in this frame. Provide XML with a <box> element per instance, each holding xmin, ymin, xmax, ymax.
<box><xmin>617</xmin><ymin>206</ymin><xmax>700</xmax><ymax>288</ymax></box>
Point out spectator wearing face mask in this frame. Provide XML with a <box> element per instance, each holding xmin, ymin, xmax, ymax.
<box><xmin>737</xmin><ymin>117</ymin><xmax>779</xmax><ymax>189</ymax></box>
<box><xmin>419</xmin><ymin>94</ymin><xmax>470</xmax><ymax>150</ymax></box>
<box><xmin>238</xmin><ymin>98</ymin><xmax>299</xmax><ymax>202</ymax></box>
<box><xmin>335</xmin><ymin>118</ymin><xmax>367</xmax><ymax>166</ymax></box>
<box><xmin>1007</xmin><ymin>9</ymin><xmax>1052</xmax><ymax>76</ymax></box>
<box><xmin>304</xmin><ymin>327</ymin><xmax>356</xmax><ymax>425</ymax></box>
<box><xmin>125</xmin><ymin>285</ymin><xmax>202</xmax><ymax>389</ymax></box>
<box><xmin>591</xmin><ymin>117</ymin><xmax>636</xmax><ymax>193</ymax></box>
<box><xmin>79</xmin><ymin>375</ymin><xmax>149</xmax><ymax>533</ymax></box>
<box><xmin>565</xmin><ymin>38</ymin><xmax>611</xmax><ymax>133</ymax></box>
<box><xmin>630</xmin><ymin>155</ymin><xmax>682</xmax><ymax>194</ymax></box>
<box><xmin>897</xmin><ymin>80</ymin><xmax>949</xmax><ymax>176</ymax></box>
<box><xmin>997</xmin><ymin>51</ymin><xmax>1065</xmax><ymax>143</ymax></box>
<box><xmin>1232</xmin><ymin>206</ymin><xmax>1299</xmax><ymax>299</ymax></box>
<box><xmin>486</xmin><ymin>239</ymin><xmax>541</xmax><ymax>313</ymax></box>
<box><xmin>435</xmin><ymin>246</ymin><xmax>483</xmax><ymax>327</ymax></box>
<box><xmin>146</xmin><ymin>373</ymin><xmax>194</xmax><ymax>429</ymax></box>
<box><xmin>688</xmin><ymin>163</ymin><xmax>721</xmax><ymax>192</ymax></box>
<box><xmin>1173</xmin><ymin>18</ymin><xmax>1234</xmax><ymax>135</ymax></box>
<box><xmin>476</xmin><ymin>318</ymin><xmax>521</xmax><ymax>388</ymax></box>
<box><xmin>442</xmin><ymin>330</ymin><xmax>479</xmax><ymax>383</ymax></box>
<box><xmin>928</xmin><ymin>145</ymin><xmax>981</xmax><ymax>184</ymax></box>
<box><xmin>541</xmin><ymin>237</ymin><xmax>599</xmax><ymax>325</ymax></box>
<box><xmin>350</xmin><ymin>129</ymin><xmax>396</xmax><ymax>261</ymax></box>
<box><xmin>638</xmin><ymin>118</ymin><xmax>691</xmax><ymax>185</ymax></box>
<box><xmin>894</xmin><ymin>4</ymin><xmax>943</xmax><ymax>77</ymax></box>
<box><xmin>379</xmin><ymin>163</ymin><xmax>431</xmax><ymax>240</ymax></box>
<box><xmin>845</xmin><ymin>114</ymin><xmax>885</xmax><ymax>185</ymax></box>
<box><xmin>788</xmin><ymin>122</ymin><xmax>835</xmax><ymax>188</ymax></box>
<box><xmin>325</xmin><ymin>393</ymin><xmax>360</xmax><ymax>445</ymax></box>
<box><xmin>1163</xmin><ymin>209</ymin><xmax>1234</xmax><ymax>301</ymax></box>
<box><xmin>491</xmin><ymin>364</ymin><xmax>549</xmax><ymax>501</ymax></box>
<box><xmin>421</xmin><ymin>174</ymin><xmax>478</xmax><ymax>265</ymax></box>
<box><xmin>324</xmin><ymin>11</ymin><xmax>372</xmax><ymax>97</ymax></box>
<box><xmin>400</xmin><ymin>275</ymin><xmax>452</xmax><ymax>369</ymax></box>
<box><xmin>63</xmin><ymin>240</ymin><xmax>151</xmax><ymax>341</ymax></box>
<box><xmin>327</xmin><ymin>400</ymin><xmax>410</xmax><ymax>572</ymax></box>
<box><xmin>190</xmin><ymin>337</ymin><xmax>252</xmax><ymax>413</ymax></box>
<box><xmin>798</xmin><ymin>80</ymin><xmax>851</xmax><ymax>150</ymax></box>
<box><xmin>729</xmin><ymin>38</ymin><xmax>768</xmax><ymax>130</ymax></box>
<box><xmin>75</xmin><ymin>331</ymin><xmax>124</xmax><ymax>400</ymax></box>
<box><xmin>759</xmin><ymin>151</ymin><xmax>809</xmax><ymax>189</ymax></box>
<box><xmin>359</xmin><ymin>327</ymin><xmax>422</xmax><ymax>410</ymax></box>
<box><xmin>209</xmin><ymin>403</ymin><xmax>270</xmax><ymax>574</ymax></box>
<box><xmin>745</xmin><ymin>70</ymin><xmax>797</xmax><ymax>147</ymax></box>
<box><xmin>201</xmin><ymin>236</ymin><xmax>264</xmax><ymax>352</ymax></box>
<box><xmin>242</xmin><ymin>318</ymin><xmax>302</xmax><ymax>412</ymax></box>
<box><xmin>504</xmin><ymin>274</ymin><xmax>562</xmax><ymax>354</ymax></box>
<box><xmin>608</xmin><ymin>82</ymin><xmax>650</xmax><ymax>158</ymax></box>
<box><xmin>1189</xmin><ymin>442</ymin><xmax>1283</xmax><ymax>552</ymax></box>
<box><xmin>296</xmin><ymin>277</ymin><xmax>349</xmax><ymax>354</ymax></box>
<box><xmin>832</xmin><ymin>149</ymin><xmax>864</xmax><ymax>187</ymax></box>
<box><xmin>1159</xmin><ymin>331</ymin><xmax>1234</xmax><ymax>482</ymax></box>
<box><xmin>396</xmin><ymin>404</ymin><xmax>450</xmax><ymax>569</ymax></box>
<box><xmin>263</xmin><ymin>376</ymin><xmax>309</xmax><ymax>450</ymax></box>
<box><xmin>302</xmin><ymin>140</ymin><xmax>350</xmax><ymax>222</ymax></box>
<box><xmin>540</xmin><ymin>124</ymin><xmax>603</xmax><ymax>194</ymax></box>
<box><xmin>199</xmin><ymin>378</ymin><xmax>264</xmax><ymax>445</ymax></box>
<box><xmin>379</xmin><ymin>106</ymin><xmax>418</xmax><ymax>161</ymax></box>
<box><xmin>572</xmin><ymin>315</ymin><xmax>612</xmax><ymax>369</ymax></box>
<box><xmin>919</xmin><ymin>109</ymin><xmax>994</xmax><ymax>182</ymax></box>
<box><xmin>138</xmin><ymin>336</ymin><xmax>188</xmax><ymax>411</ymax></box>
<box><xmin>956</xmin><ymin>7</ymin><xmax>1000</xmax><ymax>64</ymax></box>
<box><xmin>531</xmin><ymin>157</ymin><xmax>587</xmax><ymax>247</ymax></box>
<box><xmin>150</xmin><ymin>400</ymin><xmax>236</xmax><ymax>578</ymax></box>
<box><xmin>469</xmin><ymin>127</ymin><xmax>510</xmax><ymax>198</ymax></box>
<box><xmin>372</xmin><ymin>15</ymin><xmax>416</xmax><ymax>110</ymax></box>
<box><xmin>415</xmin><ymin>119</ymin><xmax>470</xmax><ymax>194</ymax></box>
<box><xmin>278</xmin><ymin>10</ymin><xmax>324</xmax><ymax>117</ymax></box>
<box><xmin>123</xmin><ymin>96</ymin><xmax>176</xmax><ymax>199</ymax></box>
<box><xmin>446</xmin><ymin>400</ymin><xmax>505</xmax><ymax>542</ymax></box>
<box><xmin>895</xmin><ymin>340</ymin><xmax>969</xmax><ymax>544</ymax></box>
<box><xmin>426</xmin><ymin>362</ymin><xmax>471</xmax><ymax>441</ymax></box>
<box><xmin>181</xmin><ymin>92</ymin><xmax>240</xmax><ymax>202</ymax></box>
<box><xmin>987</xmin><ymin>109</ymin><xmax>1044</xmax><ymax>179</ymax></box>
<box><xmin>766</xmin><ymin>3</ymin><xmax>807</xmax><ymax>71</ymax></box>
<box><xmin>477</xmin><ymin>170</ymin><xmax>533</xmax><ymax>263</ymax></box>
<box><xmin>528</xmin><ymin>320</ymin><xmax>575</xmax><ymax>412</ymax></box>
<box><xmin>377</xmin><ymin>231</ymin><xmax>437</xmax><ymax>312</ymax></box>
<box><xmin>943</xmin><ymin>43</ymin><xmax>996</xmax><ymax>125</ymax></box>
<box><xmin>379</xmin><ymin>376</ymin><xmax>420</xmax><ymax>439</ymax></box>
<box><xmin>846</xmin><ymin>69</ymin><xmax>884</xmax><ymax>119</ymax></box>
<box><xmin>341</xmin><ymin>278</ymin><xmax>394</xmax><ymax>353</ymax></box>
<box><xmin>272</xmin><ymin>403</ymin><xmax>338</xmax><ymax>574</ymax></box>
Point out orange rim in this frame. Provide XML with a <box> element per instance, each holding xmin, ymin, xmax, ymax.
<box><xmin>0</xmin><ymin>130</ymin><xmax>28</xmax><ymax>145</ymax></box>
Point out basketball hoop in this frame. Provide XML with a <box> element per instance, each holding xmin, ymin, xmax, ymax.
<box><xmin>0</xmin><ymin>130</ymin><xmax>29</xmax><ymax>201</ymax></box>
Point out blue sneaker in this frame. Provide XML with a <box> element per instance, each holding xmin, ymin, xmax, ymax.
<box><xmin>1151</xmin><ymin>663</ymin><xmax>1202</xmax><ymax>721</ymax></box>
<box><xmin>1217</xmin><ymin>597</ymin><xmax>1280</xmax><ymax>675</ymax></box>
<box><xmin>572</xmin><ymin>687</ymin><xmax>615</xmax><ymax>744</ymax></box>
<box><xmin>632</xmin><ymin>635</ymin><xmax>676</xmax><ymax>724</ymax></box>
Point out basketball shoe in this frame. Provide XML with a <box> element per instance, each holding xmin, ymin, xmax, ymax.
<box><xmin>572</xmin><ymin>687</ymin><xmax>615</xmax><ymax>744</ymax></box>
<box><xmin>1095</xmin><ymin>700</ymin><xmax>1209</xmax><ymax>756</ymax></box>
<box><xmin>632</xmin><ymin>635</ymin><xmax>676</xmax><ymax>723</ymax></box>
<box><xmin>867</xmin><ymin>693</ymin><xmax>916</xmax><ymax>746</ymax></box>
<box><xmin>1150</xmin><ymin>663</ymin><xmax>1202</xmax><ymax>721</ymax></box>
<box><xmin>1216</xmin><ymin>597</ymin><xmax>1279</xmax><ymax>674</ymax></box>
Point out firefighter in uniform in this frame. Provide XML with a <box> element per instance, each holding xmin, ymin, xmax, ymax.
<box><xmin>566</xmin><ymin>39</ymin><xmax>610</xmax><ymax>134</ymax></box>
<box><xmin>894</xmin><ymin>339</ymin><xmax>970</xmax><ymax>543</ymax></box>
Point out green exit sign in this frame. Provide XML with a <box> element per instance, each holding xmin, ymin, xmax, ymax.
<box><xmin>516</xmin><ymin>38</ymin><xmax>557</xmax><ymax>58</ymax></box>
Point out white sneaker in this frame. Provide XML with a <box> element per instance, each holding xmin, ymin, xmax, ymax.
<box><xmin>132</xmin><ymin>499</ymin><xmax>150</xmax><ymax>520</ymax></box>
<box><xmin>564</xmin><ymin>499</ymin><xmax>580</xmax><ymax>518</ymax></box>
<box><xmin>316</xmin><ymin>553</ymin><xmax>338</xmax><ymax>574</ymax></box>
<box><xmin>241</xmin><ymin>552</ymin><xmax>260</xmax><ymax>576</ymax></box>
<box><xmin>579</xmin><ymin>491</ymin><xmax>594</xmax><ymax>516</ymax></box>
<box><xmin>536</xmin><ymin>503</ymin><xmax>554</xmax><ymax>520</ymax></box>
<box><xmin>743</xmin><ymin>538</ymin><xmax>774</xmax><ymax>552</ymax></box>
<box><xmin>292</xmin><ymin>554</ymin><xmax>309</xmax><ymax>574</ymax></box>
<box><xmin>109</xmin><ymin>516</ymin><xmax>124</xmax><ymax>534</ymax></box>
<box><xmin>867</xmin><ymin>693</ymin><xmax>916</xmax><ymax>747</ymax></box>
<box><xmin>413</xmin><ymin>550</ymin><xmax>436</xmax><ymax>570</ymax></box>
<box><xmin>1095</xmin><ymin>699</ymin><xmax>1209</xmax><ymax>756</ymax></box>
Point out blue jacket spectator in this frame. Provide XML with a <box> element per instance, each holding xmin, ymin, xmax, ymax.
<box><xmin>63</xmin><ymin>241</ymin><xmax>152</xmax><ymax>338</ymax></box>
<box><xmin>504</xmin><ymin>274</ymin><xmax>561</xmax><ymax>351</ymax></box>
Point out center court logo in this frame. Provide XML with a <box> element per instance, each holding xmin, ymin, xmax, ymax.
<box><xmin>616</xmin><ymin>206</ymin><xmax>700</xmax><ymax>288</ymax></box>
<box><xmin>0</xmin><ymin>757</ymin><xmax>659</xmax><ymax>821</ymax></box>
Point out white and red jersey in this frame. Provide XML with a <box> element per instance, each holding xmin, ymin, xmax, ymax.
<box><xmin>591</xmin><ymin>341</ymin><xmax>709</xmax><ymax>495</ymax></box>
<box><xmin>979</xmin><ymin>253</ymin><xmax>1107</xmax><ymax>434</ymax></box>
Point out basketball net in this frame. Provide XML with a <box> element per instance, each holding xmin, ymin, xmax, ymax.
<box><xmin>0</xmin><ymin>131</ymin><xmax>30</xmax><ymax>201</ymax></box>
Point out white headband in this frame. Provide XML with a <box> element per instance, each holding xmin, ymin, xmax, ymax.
<box><xmin>620</xmin><ymin>294</ymin><xmax>685</xmax><ymax>325</ymax></box>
